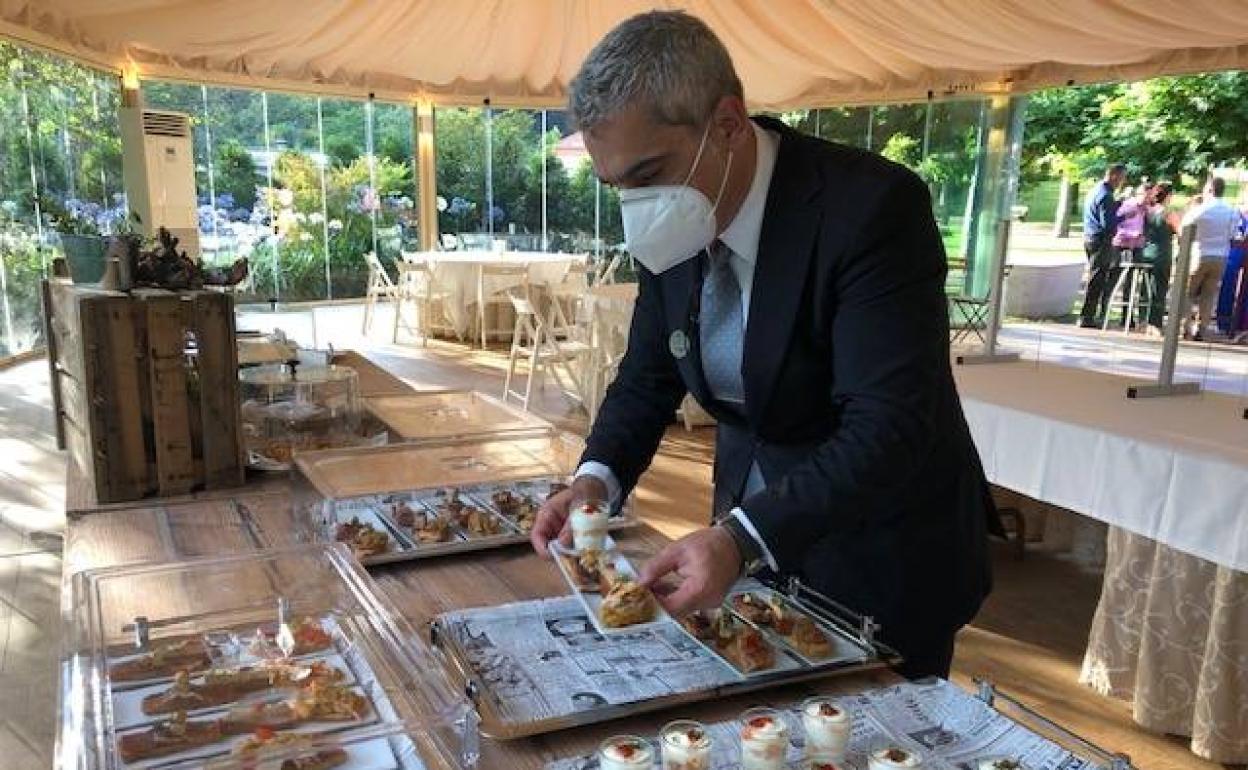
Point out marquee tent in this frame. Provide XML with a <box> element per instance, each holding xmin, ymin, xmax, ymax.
<box><xmin>4</xmin><ymin>0</ymin><xmax>1248</xmax><ymax>107</ymax></box>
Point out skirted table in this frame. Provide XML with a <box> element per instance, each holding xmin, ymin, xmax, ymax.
<box><xmin>402</xmin><ymin>250</ymin><xmax>581</xmax><ymax>341</ymax></box>
<box><xmin>955</xmin><ymin>360</ymin><xmax>1248</xmax><ymax>763</ymax></box>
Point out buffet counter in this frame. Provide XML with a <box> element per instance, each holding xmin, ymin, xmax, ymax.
<box><xmin>57</xmin><ymin>351</ymin><xmax>1137</xmax><ymax>770</ymax></box>
<box><xmin>61</xmin><ymin>487</ymin><xmax>902</xmax><ymax>769</ymax></box>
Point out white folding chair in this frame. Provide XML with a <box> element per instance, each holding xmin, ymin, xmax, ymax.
<box><xmin>591</xmin><ymin>252</ymin><xmax>624</xmax><ymax>286</ymax></box>
<box><xmin>393</xmin><ymin>255</ymin><xmax>456</xmax><ymax>345</ymax></box>
<box><xmin>502</xmin><ymin>293</ymin><xmax>591</xmax><ymax>412</ymax></box>
<box><xmin>542</xmin><ymin>256</ymin><xmax>591</xmax><ymax>343</ymax></box>
<box><xmin>476</xmin><ymin>262</ymin><xmax>530</xmax><ymax>348</ymax></box>
<box><xmin>584</xmin><ymin>301</ymin><xmax>632</xmax><ymax>423</ymax></box>
<box><xmin>362</xmin><ymin>251</ymin><xmax>399</xmax><ymax>335</ymax></box>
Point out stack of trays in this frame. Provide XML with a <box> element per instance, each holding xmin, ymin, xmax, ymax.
<box><xmin>60</xmin><ymin>545</ymin><xmax>477</xmax><ymax>770</ymax></box>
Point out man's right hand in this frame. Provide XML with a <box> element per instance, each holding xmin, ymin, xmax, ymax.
<box><xmin>531</xmin><ymin>475</ymin><xmax>609</xmax><ymax>558</ymax></box>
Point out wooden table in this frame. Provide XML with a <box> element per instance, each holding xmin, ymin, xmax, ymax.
<box><xmin>63</xmin><ymin>487</ymin><xmax>898</xmax><ymax>769</ymax></box>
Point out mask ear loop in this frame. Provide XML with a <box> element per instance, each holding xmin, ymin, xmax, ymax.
<box><xmin>681</xmin><ymin>121</ymin><xmax>713</xmax><ymax>188</ymax></box>
<box><xmin>710</xmin><ymin>149</ymin><xmax>733</xmax><ymax>214</ymax></box>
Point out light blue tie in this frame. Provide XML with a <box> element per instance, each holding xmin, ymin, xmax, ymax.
<box><xmin>700</xmin><ymin>240</ymin><xmax>744</xmax><ymax>405</ymax></box>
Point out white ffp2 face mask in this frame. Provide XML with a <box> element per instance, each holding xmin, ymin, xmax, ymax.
<box><xmin>617</xmin><ymin>122</ymin><xmax>733</xmax><ymax>274</ymax></box>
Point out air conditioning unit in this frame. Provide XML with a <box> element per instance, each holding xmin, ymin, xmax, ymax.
<box><xmin>120</xmin><ymin>107</ymin><xmax>200</xmax><ymax>259</ymax></box>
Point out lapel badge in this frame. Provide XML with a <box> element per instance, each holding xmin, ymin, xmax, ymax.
<box><xmin>669</xmin><ymin>330</ymin><xmax>690</xmax><ymax>359</ymax></box>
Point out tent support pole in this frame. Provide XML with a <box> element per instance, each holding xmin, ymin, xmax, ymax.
<box><xmin>957</xmin><ymin>94</ymin><xmax>1025</xmax><ymax>366</ymax></box>
<box><xmin>957</xmin><ymin>218</ymin><xmax>1020</xmax><ymax>365</ymax></box>
<box><xmin>414</xmin><ymin>100</ymin><xmax>439</xmax><ymax>251</ymax></box>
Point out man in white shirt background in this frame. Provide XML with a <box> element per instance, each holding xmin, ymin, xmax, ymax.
<box><xmin>1181</xmin><ymin>176</ymin><xmax>1242</xmax><ymax>340</ymax></box>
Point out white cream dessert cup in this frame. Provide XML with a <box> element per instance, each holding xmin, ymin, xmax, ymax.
<box><xmin>977</xmin><ymin>758</ymin><xmax>1027</xmax><ymax>770</ymax></box>
<box><xmin>598</xmin><ymin>735</ymin><xmax>654</xmax><ymax>770</ymax></box>
<box><xmin>569</xmin><ymin>499</ymin><xmax>609</xmax><ymax>552</ymax></box>
<box><xmin>868</xmin><ymin>745</ymin><xmax>923</xmax><ymax>770</ymax></box>
<box><xmin>660</xmin><ymin>719</ymin><xmax>712</xmax><ymax>770</ymax></box>
<box><xmin>739</xmin><ymin>707</ymin><xmax>791</xmax><ymax>770</ymax></box>
<box><xmin>801</xmin><ymin>696</ymin><xmax>851</xmax><ymax>757</ymax></box>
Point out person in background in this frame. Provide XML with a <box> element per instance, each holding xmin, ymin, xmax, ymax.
<box><xmin>1113</xmin><ymin>186</ymin><xmax>1147</xmax><ymax>260</ymax></box>
<box><xmin>1214</xmin><ymin>187</ymin><xmax>1248</xmax><ymax>336</ymax></box>
<box><xmin>1141</xmin><ymin>182</ymin><xmax>1178</xmax><ymax>336</ymax></box>
<box><xmin>1079</xmin><ymin>163</ymin><xmax>1127</xmax><ymax>328</ymax></box>
<box><xmin>1180</xmin><ymin>176</ymin><xmax>1241</xmax><ymax>340</ymax></box>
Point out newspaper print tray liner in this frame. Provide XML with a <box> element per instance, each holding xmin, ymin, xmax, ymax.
<box><xmin>429</xmin><ymin>579</ymin><xmax>898</xmax><ymax>739</ymax></box>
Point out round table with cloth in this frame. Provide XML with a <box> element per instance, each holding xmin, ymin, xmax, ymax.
<box><xmin>406</xmin><ymin>251</ymin><xmax>581</xmax><ymax>339</ymax></box>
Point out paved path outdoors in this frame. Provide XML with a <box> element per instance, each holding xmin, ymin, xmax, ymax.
<box><xmin>997</xmin><ymin>322</ymin><xmax>1248</xmax><ymax>398</ymax></box>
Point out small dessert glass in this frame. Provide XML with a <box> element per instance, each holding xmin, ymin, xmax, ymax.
<box><xmin>800</xmin><ymin>696</ymin><xmax>850</xmax><ymax>758</ymax></box>
<box><xmin>867</xmin><ymin>744</ymin><xmax>923</xmax><ymax>770</ymax></box>
<box><xmin>660</xmin><ymin>719</ymin><xmax>712</xmax><ymax>770</ymax></box>
<box><xmin>569</xmin><ymin>496</ymin><xmax>609</xmax><ymax>552</ymax></box>
<box><xmin>739</xmin><ymin>707</ymin><xmax>791</xmax><ymax>770</ymax></box>
<box><xmin>598</xmin><ymin>734</ymin><xmax>654</xmax><ymax>770</ymax></box>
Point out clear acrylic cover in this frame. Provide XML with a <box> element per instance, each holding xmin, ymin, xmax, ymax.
<box><xmin>364</xmin><ymin>391</ymin><xmax>551</xmax><ymax>443</ymax></box>
<box><xmin>59</xmin><ymin>544</ymin><xmax>479</xmax><ymax>770</ymax></box>
<box><xmin>239</xmin><ymin>364</ymin><xmax>363</xmax><ymax>468</ymax></box>
<box><xmin>290</xmin><ymin>431</ymin><xmax>635</xmax><ymax>565</ymax></box>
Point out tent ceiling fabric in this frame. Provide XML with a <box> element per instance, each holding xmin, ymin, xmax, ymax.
<box><xmin>3</xmin><ymin>0</ymin><xmax>1248</xmax><ymax>107</ymax></box>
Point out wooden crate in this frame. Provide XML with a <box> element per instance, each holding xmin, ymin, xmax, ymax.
<box><xmin>44</xmin><ymin>280</ymin><xmax>246</xmax><ymax>506</ymax></box>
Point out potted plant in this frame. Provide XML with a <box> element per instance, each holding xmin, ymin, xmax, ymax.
<box><xmin>40</xmin><ymin>196</ymin><xmax>108</xmax><ymax>283</ymax></box>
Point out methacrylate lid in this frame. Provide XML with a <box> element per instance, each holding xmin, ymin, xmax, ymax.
<box><xmin>294</xmin><ymin>430</ymin><xmax>583</xmax><ymax>499</ymax></box>
<box><xmin>365</xmin><ymin>390</ymin><xmax>550</xmax><ymax>441</ymax></box>
<box><xmin>239</xmin><ymin>364</ymin><xmax>359</xmax><ymax>386</ymax></box>
<box><xmin>60</xmin><ymin>544</ymin><xmax>476</xmax><ymax>770</ymax></box>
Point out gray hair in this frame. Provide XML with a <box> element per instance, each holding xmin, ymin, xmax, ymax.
<box><xmin>569</xmin><ymin>11</ymin><xmax>743</xmax><ymax>131</ymax></box>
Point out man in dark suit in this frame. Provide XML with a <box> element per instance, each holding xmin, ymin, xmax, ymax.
<box><xmin>532</xmin><ymin>10</ymin><xmax>998</xmax><ymax>679</ymax></box>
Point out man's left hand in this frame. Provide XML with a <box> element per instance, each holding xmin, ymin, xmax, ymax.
<box><xmin>638</xmin><ymin>526</ymin><xmax>741</xmax><ymax>616</ymax></box>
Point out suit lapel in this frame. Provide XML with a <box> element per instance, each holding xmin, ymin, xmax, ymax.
<box><xmin>743</xmin><ymin>121</ymin><xmax>824</xmax><ymax>428</ymax></box>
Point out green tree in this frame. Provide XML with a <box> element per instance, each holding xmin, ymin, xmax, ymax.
<box><xmin>215</xmin><ymin>140</ymin><xmax>258</xmax><ymax>210</ymax></box>
<box><xmin>1023</xmin><ymin>74</ymin><xmax>1248</xmax><ymax>233</ymax></box>
<box><xmin>880</xmin><ymin>134</ymin><xmax>921</xmax><ymax>168</ymax></box>
<box><xmin>434</xmin><ymin>107</ymin><xmax>487</xmax><ymax>235</ymax></box>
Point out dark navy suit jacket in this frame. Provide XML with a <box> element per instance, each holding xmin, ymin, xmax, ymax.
<box><xmin>582</xmin><ymin>116</ymin><xmax>998</xmax><ymax>649</ymax></box>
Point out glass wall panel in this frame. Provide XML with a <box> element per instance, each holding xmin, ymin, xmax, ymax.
<box><xmin>199</xmin><ymin>87</ymin><xmax>270</xmax><ymax>297</ymax></box>
<box><xmin>0</xmin><ymin>41</ymin><xmax>121</xmax><ymax>357</ymax></box>
<box><xmin>490</xmin><ymin>108</ymin><xmax>542</xmax><ymax>251</ymax></box>
<box><xmin>433</xmin><ymin>106</ymin><xmax>488</xmax><ymax>249</ymax></box>
<box><xmin>926</xmin><ymin>99</ymin><xmax>986</xmax><ymax>289</ymax></box>
<box><xmin>371</xmin><ymin>102</ymin><xmax>417</xmax><ymax>259</ymax></box>
<box><xmin>320</xmin><ymin>98</ymin><xmax>371</xmax><ymax>297</ymax></box>
<box><xmin>870</xmin><ymin>104</ymin><xmax>927</xmax><ymax>157</ymax></box>
<box><xmin>812</xmin><ymin>106</ymin><xmax>872</xmax><ymax>148</ymax></box>
<box><xmin>142</xmin><ymin>80</ymin><xmax>420</xmax><ymax>302</ymax></box>
<box><xmin>265</xmin><ymin>93</ymin><xmax>327</xmax><ymax>301</ymax></box>
<box><xmin>544</xmin><ymin>109</ymin><xmax>595</xmax><ymax>257</ymax></box>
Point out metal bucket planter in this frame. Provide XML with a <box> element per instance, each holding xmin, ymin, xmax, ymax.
<box><xmin>59</xmin><ymin>233</ymin><xmax>108</xmax><ymax>284</ymax></box>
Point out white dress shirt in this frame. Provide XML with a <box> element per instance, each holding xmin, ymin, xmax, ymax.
<box><xmin>577</xmin><ymin>123</ymin><xmax>781</xmax><ymax>570</ymax></box>
<box><xmin>1181</xmin><ymin>197</ymin><xmax>1241</xmax><ymax>261</ymax></box>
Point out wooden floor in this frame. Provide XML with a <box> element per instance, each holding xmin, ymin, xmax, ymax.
<box><xmin>0</xmin><ymin>339</ymin><xmax>1238</xmax><ymax>770</ymax></box>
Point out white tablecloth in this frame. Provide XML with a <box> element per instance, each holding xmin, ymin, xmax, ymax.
<box><xmin>953</xmin><ymin>360</ymin><xmax>1248</xmax><ymax>763</ymax></box>
<box><xmin>405</xmin><ymin>251</ymin><xmax>578</xmax><ymax>337</ymax></box>
<box><xmin>954</xmin><ymin>361</ymin><xmax>1248</xmax><ymax>572</ymax></box>
<box><xmin>1080</xmin><ymin>526</ymin><xmax>1248</xmax><ymax>763</ymax></box>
